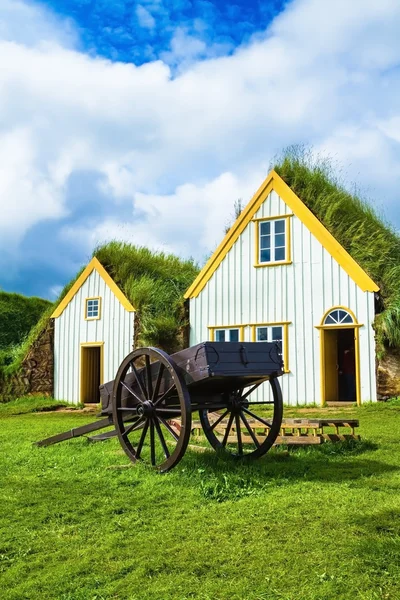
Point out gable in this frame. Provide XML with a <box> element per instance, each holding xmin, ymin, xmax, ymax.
<box><xmin>51</xmin><ymin>257</ymin><xmax>135</xmax><ymax>318</ymax></box>
<box><xmin>185</xmin><ymin>171</ymin><xmax>379</xmax><ymax>298</ymax></box>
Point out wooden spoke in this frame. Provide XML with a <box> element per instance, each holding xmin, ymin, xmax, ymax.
<box><xmin>222</xmin><ymin>412</ymin><xmax>235</xmax><ymax>447</ymax></box>
<box><xmin>209</xmin><ymin>410</ymin><xmax>229</xmax><ymax>431</ymax></box>
<box><xmin>241</xmin><ymin>407</ymin><xmax>272</xmax><ymax>428</ymax></box>
<box><xmin>130</xmin><ymin>360</ymin><xmax>148</xmax><ymax>401</ymax></box>
<box><xmin>120</xmin><ymin>381</ymin><xmax>143</xmax><ymax>405</ymax></box>
<box><xmin>151</xmin><ymin>363</ymin><xmax>165</xmax><ymax>402</ymax></box>
<box><xmin>135</xmin><ymin>420</ymin><xmax>149</xmax><ymax>459</ymax></box>
<box><xmin>240</xmin><ymin>382</ymin><xmax>262</xmax><ymax>401</ymax></box>
<box><xmin>150</xmin><ymin>420</ymin><xmax>156</xmax><ymax>466</ymax></box>
<box><xmin>145</xmin><ymin>355</ymin><xmax>153</xmax><ymax>400</ymax></box>
<box><xmin>240</xmin><ymin>410</ymin><xmax>260</xmax><ymax>448</ymax></box>
<box><xmin>155</xmin><ymin>407</ymin><xmax>182</xmax><ymax>414</ymax></box>
<box><xmin>157</xmin><ymin>416</ymin><xmax>179</xmax><ymax>442</ymax></box>
<box><xmin>153</xmin><ymin>383</ymin><xmax>176</xmax><ymax>407</ymax></box>
<box><xmin>121</xmin><ymin>418</ymin><xmax>144</xmax><ymax>437</ymax></box>
<box><xmin>235</xmin><ymin>412</ymin><xmax>243</xmax><ymax>456</ymax></box>
<box><xmin>240</xmin><ymin>413</ymin><xmax>260</xmax><ymax>447</ymax></box>
<box><xmin>154</xmin><ymin>417</ymin><xmax>170</xmax><ymax>459</ymax></box>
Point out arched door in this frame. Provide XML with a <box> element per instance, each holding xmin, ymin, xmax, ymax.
<box><xmin>318</xmin><ymin>308</ymin><xmax>361</xmax><ymax>406</ymax></box>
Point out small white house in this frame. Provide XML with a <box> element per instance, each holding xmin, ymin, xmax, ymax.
<box><xmin>185</xmin><ymin>170</ymin><xmax>379</xmax><ymax>406</ymax></box>
<box><xmin>51</xmin><ymin>257</ymin><xmax>135</xmax><ymax>404</ymax></box>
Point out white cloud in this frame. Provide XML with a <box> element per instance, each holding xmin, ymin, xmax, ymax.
<box><xmin>1</xmin><ymin>0</ymin><xmax>400</xmax><ymax>284</ymax></box>
<box><xmin>136</xmin><ymin>5</ymin><xmax>156</xmax><ymax>30</ymax></box>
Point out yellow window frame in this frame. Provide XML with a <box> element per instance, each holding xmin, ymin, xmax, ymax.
<box><xmin>253</xmin><ymin>214</ymin><xmax>292</xmax><ymax>267</ymax></box>
<box><xmin>250</xmin><ymin>321</ymin><xmax>291</xmax><ymax>373</ymax></box>
<box><xmin>85</xmin><ymin>296</ymin><xmax>102</xmax><ymax>321</ymax></box>
<box><xmin>208</xmin><ymin>325</ymin><xmax>245</xmax><ymax>343</ymax></box>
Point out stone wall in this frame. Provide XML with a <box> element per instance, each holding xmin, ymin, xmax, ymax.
<box><xmin>0</xmin><ymin>320</ymin><xmax>54</xmax><ymax>402</ymax></box>
<box><xmin>377</xmin><ymin>348</ymin><xmax>400</xmax><ymax>399</ymax></box>
<box><xmin>22</xmin><ymin>319</ymin><xmax>54</xmax><ymax>395</ymax></box>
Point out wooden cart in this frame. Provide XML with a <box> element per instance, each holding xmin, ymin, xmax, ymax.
<box><xmin>37</xmin><ymin>342</ymin><xmax>284</xmax><ymax>472</ymax></box>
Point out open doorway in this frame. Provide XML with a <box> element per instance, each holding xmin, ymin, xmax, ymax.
<box><xmin>80</xmin><ymin>344</ymin><xmax>103</xmax><ymax>404</ymax></box>
<box><xmin>322</xmin><ymin>328</ymin><xmax>357</xmax><ymax>403</ymax></box>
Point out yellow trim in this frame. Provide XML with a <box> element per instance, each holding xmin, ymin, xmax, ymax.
<box><xmin>254</xmin><ymin>215</ymin><xmax>292</xmax><ymax>267</ymax></box>
<box><xmin>51</xmin><ymin>257</ymin><xmax>135</xmax><ymax>318</ymax></box>
<box><xmin>184</xmin><ymin>170</ymin><xmax>379</xmax><ymax>298</ymax></box>
<box><xmin>317</xmin><ymin>307</ymin><xmax>361</xmax><ymax>406</ymax></box>
<box><xmin>319</xmin><ymin>305</ymin><xmax>358</xmax><ymax>327</ymax></box>
<box><xmin>79</xmin><ymin>342</ymin><xmax>104</xmax><ymax>404</ymax></box>
<box><xmin>84</xmin><ymin>296</ymin><xmax>102</xmax><ymax>321</ymax></box>
<box><xmin>208</xmin><ymin>325</ymin><xmax>245</xmax><ymax>342</ymax></box>
<box><xmin>252</xmin><ymin>214</ymin><xmax>294</xmax><ymax>221</ymax></box>
<box><xmin>209</xmin><ymin>322</ymin><xmax>290</xmax><ymax>372</ymax></box>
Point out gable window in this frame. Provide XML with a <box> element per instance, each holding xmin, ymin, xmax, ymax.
<box><xmin>254</xmin><ymin>216</ymin><xmax>291</xmax><ymax>267</ymax></box>
<box><xmin>85</xmin><ymin>297</ymin><xmax>101</xmax><ymax>320</ymax></box>
<box><xmin>215</xmin><ymin>328</ymin><xmax>240</xmax><ymax>342</ymax></box>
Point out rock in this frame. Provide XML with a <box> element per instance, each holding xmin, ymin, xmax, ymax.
<box><xmin>377</xmin><ymin>348</ymin><xmax>400</xmax><ymax>398</ymax></box>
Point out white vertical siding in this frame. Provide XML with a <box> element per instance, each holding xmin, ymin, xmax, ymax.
<box><xmin>54</xmin><ymin>270</ymin><xmax>134</xmax><ymax>404</ymax></box>
<box><xmin>189</xmin><ymin>190</ymin><xmax>377</xmax><ymax>405</ymax></box>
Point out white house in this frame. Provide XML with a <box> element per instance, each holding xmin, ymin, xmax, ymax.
<box><xmin>51</xmin><ymin>257</ymin><xmax>135</xmax><ymax>404</ymax></box>
<box><xmin>185</xmin><ymin>170</ymin><xmax>379</xmax><ymax>406</ymax></box>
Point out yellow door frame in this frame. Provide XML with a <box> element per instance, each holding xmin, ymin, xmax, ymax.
<box><xmin>316</xmin><ymin>307</ymin><xmax>363</xmax><ymax>407</ymax></box>
<box><xmin>80</xmin><ymin>342</ymin><xmax>104</xmax><ymax>404</ymax></box>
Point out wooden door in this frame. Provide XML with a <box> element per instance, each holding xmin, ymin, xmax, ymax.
<box><xmin>323</xmin><ymin>329</ymin><xmax>338</xmax><ymax>403</ymax></box>
<box><xmin>81</xmin><ymin>346</ymin><xmax>101</xmax><ymax>404</ymax></box>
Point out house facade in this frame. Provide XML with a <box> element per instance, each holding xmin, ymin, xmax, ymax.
<box><xmin>51</xmin><ymin>257</ymin><xmax>135</xmax><ymax>404</ymax></box>
<box><xmin>185</xmin><ymin>171</ymin><xmax>379</xmax><ymax>406</ymax></box>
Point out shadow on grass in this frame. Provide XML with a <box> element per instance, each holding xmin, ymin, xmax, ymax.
<box><xmin>171</xmin><ymin>439</ymin><xmax>395</xmax><ymax>502</ymax></box>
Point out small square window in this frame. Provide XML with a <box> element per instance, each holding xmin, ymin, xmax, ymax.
<box><xmin>85</xmin><ymin>298</ymin><xmax>100</xmax><ymax>319</ymax></box>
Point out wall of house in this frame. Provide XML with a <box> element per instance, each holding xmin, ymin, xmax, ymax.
<box><xmin>54</xmin><ymin>269</ymin><xmax>134</xmax><ymax>404</ymax></box>
<box><xmin>189</xmin><ymin>189</ymin><xmax>377</xmax><ymax>405</ymax></box>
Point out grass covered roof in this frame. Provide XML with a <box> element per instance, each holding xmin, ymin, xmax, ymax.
<box><xmin>274</xmin><ymin>147</ymin><xmax>400</xmax><ymax>352</ymax></box>
<box><xmin>0</xmin><ymin>242</ymin><xmax>199</xmax><ymax>387</ymax></box>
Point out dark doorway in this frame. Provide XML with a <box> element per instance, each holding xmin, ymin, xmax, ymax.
<box><xmin>80</xmin><ymin>345</ymin><xmax>102</xmax><ymax>404</ymax></box>
<box><xmin>323</xmin><ymin>328</ymin><xmax>356</xmax><ymax>403</ymax></box>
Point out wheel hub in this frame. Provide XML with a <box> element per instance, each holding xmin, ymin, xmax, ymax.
<box><xmin>137</xmin><ymin>401</ymin><xmax>154</xmax><ymax>417</ymax></box>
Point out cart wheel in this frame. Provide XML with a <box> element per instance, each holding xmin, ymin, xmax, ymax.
<box><xmin>199</xmin><ymin>377</ymin><xmax>283</xmax><ymax>459</ymax></box>
<box><xmin>112</xmin><ymin>347</ymin><xmax>191</xmax><ymax>473</ymax></box>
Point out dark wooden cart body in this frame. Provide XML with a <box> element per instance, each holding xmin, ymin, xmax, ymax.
<box><xmin>99</xmin><ymin>341</ymin><xmax>283</xmax><ymax>415</ymax></box>
<box><xmin>37</xmin><ymin>342</ymin><xmax>284</xmax><ymax>472</ymax></box>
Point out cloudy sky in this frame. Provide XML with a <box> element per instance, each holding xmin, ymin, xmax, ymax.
<box><xmin>1</xmin><ymin>0</ymin><xmax>400</xmax><ymax>299</ymax></box>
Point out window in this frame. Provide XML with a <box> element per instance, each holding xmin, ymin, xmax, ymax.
<box><xmin>85</xmin><ymin>297</ymin><xmax>101</xmax><ymax>320</ymax></box>
<box><xmin>255</xmin><ymin>216</ymin><xmax>291</xmax><ymax>266</ymax></box>
<box><xmin>256</xmin><ymin>325</ymin><xmax>283</xmax><ymax>354</ymax></box>
<box><xmin>215</xmin><ymin>328</ymin><xmax>240</xmax><ymax>342</ymax></box>
<box><xmin>253</xmin><ymin>324</ymin><xmax>289</xmax><ymax>371</ymax></box>
<box><xmin>324</xmin><ymin>309</ymin><xmax>354</xmax><ymax>326</ymax></box>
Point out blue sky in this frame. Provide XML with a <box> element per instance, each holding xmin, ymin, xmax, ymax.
<box><xmin>1</xmin><ymin>0</ymin><xmax>400</xmax><ymax>299</ymax></box>
<box><xmin>41</xmin><ymin>0</ymin><xmax>285</xmax><ymax>64</ymax></box>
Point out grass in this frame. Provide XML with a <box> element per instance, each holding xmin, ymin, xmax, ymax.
<box><xmin>1</xmin><ymin>399</ymin><xmax>399</xmax><ymax>599</ymax></box>
<box><xmin>0</xmin><ymin>291</ymin><xmax>51</xmax><ymax>350</ymax></box>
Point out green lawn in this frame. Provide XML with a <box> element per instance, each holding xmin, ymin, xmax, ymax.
<box><xmin>1</xmin><ymin>399</ymin><xmax>400</xmax><ymax>600</ymax></box>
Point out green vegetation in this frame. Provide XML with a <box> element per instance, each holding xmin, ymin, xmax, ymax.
<box><xmin>0</xmin><ymin>400</ymin><xmax>399</xmax><ymax>599</ymax></box>
<box><xmin>0</xmin><ymin>395</ymin><xmax>80</xmax><ymax>416</ymax></box>
<box><xmin>0</xmin><ymin>290</ymin><xmax>51</xmax><ymax>356</ymax></box>
<box><xmin>274</xmin><ymin>147</ymin><xmax>400</xmax><ymax>354</ymax></box>
<box><xmin>0</xmin><ymin>244</ymin><xmax>199</xmax><ymax>401</ymax></box>
<box><xmin>94</xmin><ymin>242</ymin><xmax>199</xmax><ymax>350</ymax></box>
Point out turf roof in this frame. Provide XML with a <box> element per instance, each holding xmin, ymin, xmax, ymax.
<box><xmin>273</xmin><ymin>147</ymin><xmax>400</xmax><ymax>353</ymax></box>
